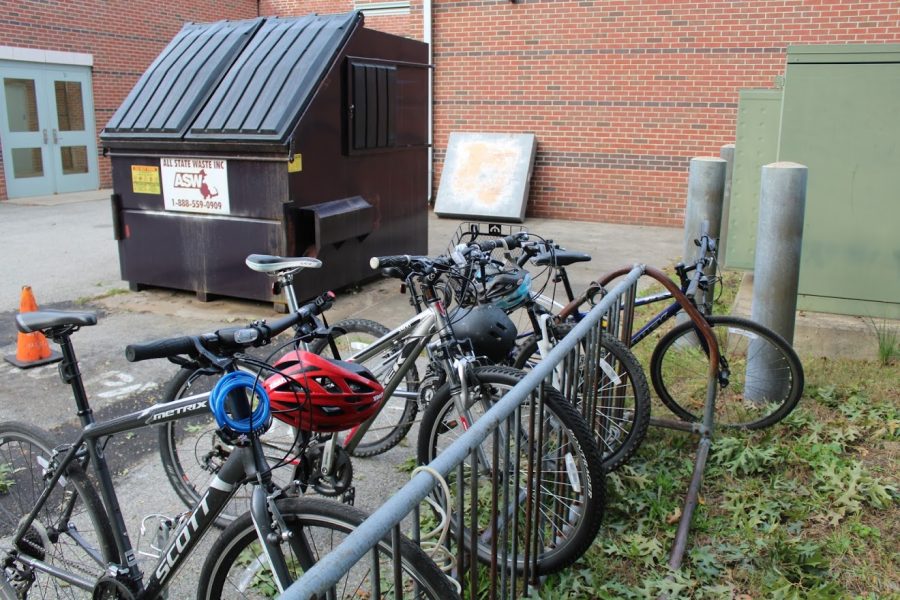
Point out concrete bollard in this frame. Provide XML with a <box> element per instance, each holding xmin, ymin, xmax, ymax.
<box><xmin>717</xmin><ymin>144</ymin><xmax>735</xmax><ymax>265</ymax></box>
<box><xmin>681</xmin><ymin>157</ymin><xmax>726</xmax><ymax>317</ymax></box>
<box><xmin>746</xmin><ymin>161</ymin><xmax>807</xmax><ymax>401</ymax></box>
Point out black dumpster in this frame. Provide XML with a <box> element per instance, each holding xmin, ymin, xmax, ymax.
<box><xmin>101</xmin><ymin>11</ymin><xmax>428</xmax><ymax>304</ymax></box>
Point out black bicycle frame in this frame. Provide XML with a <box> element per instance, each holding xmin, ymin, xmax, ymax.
<box><xmin>11</xmin><ymin>336</ymin><xmax>285</xmax><ymax>597</ymax></box>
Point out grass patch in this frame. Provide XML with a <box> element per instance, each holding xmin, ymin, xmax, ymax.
<box><xmin>539</xmin><ymin>362</ymin><xmax>899</xmax><ymax>597</ymax></box>
<box><xmin>536</xmin><ymin>273</ymin><xmax>900</xmax><ymax>599</ymax></box>
<box><xmin>868</xmin><ymin>317</ymin><xmax>899</xmax><ymax>367</ymax></box>
<box><xmin>74</xmin><ymin>287</ymin><xmax>130</xmax><ymax>305</ymax></box>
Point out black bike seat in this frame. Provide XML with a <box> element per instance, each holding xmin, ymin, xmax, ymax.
<box><xmin>531</xmin><ymin>249</ymin><xmax>592</xmax><ymax>267</ymax></box>
<box><xmin>16</xmin><ymin>310</ymin><xmax>97</xmax><ymax>334</ymax></box>
<box><xmin>245</xmin><ymin>254</ymin><xmax>322</xmax><ymax>274</ymax></box>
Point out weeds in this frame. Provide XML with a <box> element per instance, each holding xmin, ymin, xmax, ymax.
<box><xmin>74</xmin><ymin>287</ymin><xmax>129</xmax><ymax>305</ymax></box>
<box><xmin>0</xmin><ymin>462</ymin><xmax>14</xmax><ymax>493</ymax></box>
<box><xmin>537</xmin><ymin>355</ymin><xmax>900</xmax><ymax>599</ymax></box>
<box><xmin>868</xmin><ymin>317</ymin><xmax>899</xmax><ymax>366</ymax></box>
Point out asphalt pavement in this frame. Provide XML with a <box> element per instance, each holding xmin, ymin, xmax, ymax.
<box><xmin>0</xmin><ymin>190</ymin><xmax>682</xmax><ymax>595</ymax></box>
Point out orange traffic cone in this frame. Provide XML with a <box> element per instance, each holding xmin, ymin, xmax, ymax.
<box><xmin>4</xmin><ymin>286</ymin><xmax>63</xmax><ymax>369</ymax></box>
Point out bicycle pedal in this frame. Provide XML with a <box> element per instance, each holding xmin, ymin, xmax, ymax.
<box><xmin>341</xmin><ymin>486</ymin><xmax>356</xmax><ymax>506</ymax></box>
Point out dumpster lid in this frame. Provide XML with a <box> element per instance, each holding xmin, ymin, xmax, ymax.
<box><xmin>101</xmin><ymin>11</ymin><xmax>361</xmax><ymax>149</ymax></box>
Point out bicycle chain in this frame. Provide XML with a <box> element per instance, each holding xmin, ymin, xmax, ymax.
<box><xmin>15</xmin><ymin>525</ymin><xmax>101</xmax><ymax>579</ymax></box>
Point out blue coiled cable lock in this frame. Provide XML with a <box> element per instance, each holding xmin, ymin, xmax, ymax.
<box><xmin>209</xmin><ymin>371</ymin><xmax>272</xmax><ymax>436</ymax></box>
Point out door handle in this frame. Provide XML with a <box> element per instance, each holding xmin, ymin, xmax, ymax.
<box><xmin>42</xmin><ymin>129</ymin><xmax>48</xmax><ymax>144</ymax></box>
<box><xmin>52</xmin><ymin>129</ymin><xmax>59</xmax><ymax>144</ymax></box>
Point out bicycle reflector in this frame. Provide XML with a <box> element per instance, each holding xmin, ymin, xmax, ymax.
<box><xmin>209</xmin><ymin>371</ymin><xmax>272</xmax><ymax>436</ymax></box>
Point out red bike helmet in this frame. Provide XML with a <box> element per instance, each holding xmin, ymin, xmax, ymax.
<box><xmin>263</xmin><ymin>350</ymin><xmax>384</xmax><ymax>433</ymax></box>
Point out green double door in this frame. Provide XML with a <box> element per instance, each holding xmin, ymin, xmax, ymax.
<box><xmin>0</xmin><ymin>62</ymin><xmax>98</xmax><ymax>198</ymax></box>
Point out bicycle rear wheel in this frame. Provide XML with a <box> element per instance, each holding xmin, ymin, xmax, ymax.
<box><xmin>417</xmin><ymin>366</ymin><xmax>604</xmax><ymax>576</ymax></box>
<box><xmin>310</xmin><ymin>319</ymin><xmax>420</xmax><ymax>458</ymax></box>
<box><xmin>158</xmin><ymin>368</ymin><xmax>299</xmax><ymax>526</ymax></box>
<box><xmin>0</xmin><ymin>421</ymin><xmax>117</xmax><ymax>598</ymax></box>
<box><xmin>514</xmin><ymin>324</ymin><xmax>651</xmax><ymax>472</ymax></box>
<box><xmin>198</xmin><ymin>497</ymin><xmax>458</xmax><ymax>599</ymax></box>
<box><xmin>650</xmin><ymin>315</ymin><xmax>804</xmax><ymax>429</ymax></box>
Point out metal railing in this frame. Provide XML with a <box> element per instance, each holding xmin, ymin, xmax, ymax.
<box><xmin>280</xmin><ymin>266</ymin><xmax>646</xmax><ymax>599</ymax></box>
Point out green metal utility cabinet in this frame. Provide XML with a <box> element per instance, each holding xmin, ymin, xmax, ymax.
<box><xmin>728</xmin><ymin>45</ymin><xmax>900</xmax><ymax>319</ymax></box>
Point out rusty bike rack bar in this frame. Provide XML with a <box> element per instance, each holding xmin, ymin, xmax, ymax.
<box><xmin>557</xmin><ymin>264</ymin><xmax>721</xmax><ymax>569</ymax></box>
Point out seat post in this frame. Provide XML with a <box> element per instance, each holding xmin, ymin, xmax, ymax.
<box><xmin>54</xmin><ymin>333</ymin><xmax>95</xmax><ymax>426</ymax></box>
<box><xmin>281</xmin><ymin>273</ymin><xmax>301</xmax><ymax>313</ymax></box>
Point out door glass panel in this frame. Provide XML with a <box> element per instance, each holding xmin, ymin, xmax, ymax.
<box><xmin>4</xmin><ymin>78</ymin><xmax>40</xmax><ymax>132</ymax></box>
<box><xmin>60</xmin><ymin>145</ymin><xmax>89</xmax><ymax>175</ymax></box>
<box><xmin>11</xmin><ymin>147</ymin><xmax>44</xmax><ymax>178</ymax></box>
<box><xmin>54</xmin><ymin>80</ymin><xmax>85</xmax><ymax>131</ymax></box>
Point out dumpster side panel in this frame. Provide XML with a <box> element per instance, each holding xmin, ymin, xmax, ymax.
<box><xmin>287</xmin><ymin>28</ymin><xmax>429</xmax><ymax>297</ymax></box>
<box><xmin>117</xmin><ymin>211</ymin><xmax>279</xmax><ymax>301</ymax></box>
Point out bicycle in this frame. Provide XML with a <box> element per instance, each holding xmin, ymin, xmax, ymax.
<box><xmin>316</xmin><ymin>250</ymin><xmax>606</xmax><ymax>575</ymax></box>
<box><xmin>159</xmin><ymin>255</ymin><xmax>422</xmax><ymax>524</ymax></box>
<box><xmin>515</xmin><ymin>228</ymin><xmax>804</xmax><ymax>429</ymax></box>
<box><xmin>1</xmin><ymin>308</ymin><xmax>457</xmax><ymax>599</ymax></box>
<box><xmin>157</xmin><ymin>255</ymin><xmax>379</xmax><ymax>525</ymax></box>
<box><xmin>157</xmin><ymin>251</ymin><xmax>605</xmax><ymax>575</ymax></box>
<box><xmin>439</xmin><ymin>234</ymin><xmax>652</xmax><ymax>473</ymax></box>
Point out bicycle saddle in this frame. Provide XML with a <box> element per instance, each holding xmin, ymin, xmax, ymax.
<box><xmin>16</xmin><ymin>309</ymin><xmax>97</xmax><ymax>334</ymax></box>
<box><xmin>245</xmin><ymin>254</ymin><xmax>322</xmax><ymax>274</ymax></box>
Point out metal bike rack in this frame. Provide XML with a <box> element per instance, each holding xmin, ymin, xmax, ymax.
<box><xmin>280</xmin><ymin>267</ymin><xmax>645</xmax><ymax>600</ymax></box>
<box><xmin>593</xmin><ymin>265</ymin><xmax>720</xmax><ymax>570</ymax></box>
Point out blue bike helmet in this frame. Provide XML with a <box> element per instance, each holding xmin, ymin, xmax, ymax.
<box><xmin>480</xmin><ymin>263</ymin><xmax>532</xmax><ymax>311</ymax></box>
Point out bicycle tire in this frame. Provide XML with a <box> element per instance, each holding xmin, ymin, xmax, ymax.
<box><xmin>197</xmin><ymin>496</ymin><xmax>459</xmax><ymax>600</ymax></box>
<box><xmin>0</xmin><ymin>421</ymin><xmax>118</xmax><ymax>598</ymax></box>
<box><xmin>416</xmin><ymin>366</ymin><xmax>604</xmax><ymax>576</ymax></box>
<box><xmin>310</xmin><ymin>319</ymin><xmax>421</xmax><ymax>458</ymax></box>
<box><xmin>513</xmin><ymin>325</ymin><xmax>651</xmax><ymax>472</ymax></box>
<box><xmin>157</xmin><ymin>368</ymin><xmax>299</xmax><ymax>526</ymax></box>
<box><xmin>650</xmin><ymin>315</ymin><xmax>804</xmax><ymax>429</ymax></box>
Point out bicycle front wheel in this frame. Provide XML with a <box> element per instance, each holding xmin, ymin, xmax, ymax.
<box><xmin>158</xmin><ymin>368</ymin><xmax>299</xmax><ymax>526</ymax></box>
<box><xmin>310</xmin><ymin>319</ymin><xmax>420</xmax><ymax>458</ymax></box>
<box><xmin>514</xmin><ymin>324</ymin><xmax>651</xmax><ymax>472</ymax></box>
<box><xmin>650</xmin><ymin>315</ymin><xmax>804</xmax><ymax>429</ymax></box>
<box><xmin>197</xmin><ymin>496</ymin><xmax>458</xmax><ymax>600</ymax></box>
<box><xmin>0</xmin><ymin>421</ymin><xmax>117</xmax><ymax>598</ymax></box>
<box><xmin>417</xmin><ymin>366</ymin><xmax>604</xmax><ymax>576</ymax></box>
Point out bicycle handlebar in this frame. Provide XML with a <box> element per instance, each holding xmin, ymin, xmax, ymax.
<box><xmin>370</xmin><ymin>255</ymin><xmax>415</xmax><ymax>270</ymax></box>
<box><xmin>125</xmin><ymin>292</ymin><xmax>334</xmax><ymax>363</ymax></box>
<box><xmin>370</xmin><ymin>255</ymin><xmax>452</xmax><ymax>274</ymax></box>
<box><xmin>125</xmin><ymin>336</ymin><xmax>199</xmax><ymax>363</ymax></box>
<box><xmin>472</xmin><ymin>232</ymin><xmax>529</xmax><ymax>252</ymax></box>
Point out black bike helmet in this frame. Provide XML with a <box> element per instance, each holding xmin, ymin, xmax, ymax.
<box><xmin>451</xmin><ymin>304</ymin><xmax>518</xmax><ymax>363</ymax></box>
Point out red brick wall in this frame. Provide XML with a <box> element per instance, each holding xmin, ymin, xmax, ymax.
<box><xmin>258</xmin><ymin>0</ymin><xmax>900</xmax><ymax>226</ymax></box>
<box><xmin>0</xmin><ymin>1</ymin><xmax>258</xmax><ymax>200</ymax></box>
<box><xmin>431</xmin><ymin>0</ymin><xmax>900</xmax><ymax>226</ymax></box>
<box><xmin>260</xmin><ymin>0</ymin><xmax>419</xmax><ymax>37</ymax></box>
<box><xmin>3</xmin><ymin>0</ymin><xmax>899</xmax><ymax>226</ymax></box>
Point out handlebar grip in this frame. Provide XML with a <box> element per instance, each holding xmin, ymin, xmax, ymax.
<box><xmin>477</xmin><ymin>233</ymin><xmax>526</xmax><ymax>252</ymax></box>
<box><xmin>370</xmin><ymin>255</ymin><xmax>412</xmax><ymax>270</ymax></box>
<box><xmin>126</xmin><ymin>337</ymin><xmax>197</xmax><ymax>362</ymax></box>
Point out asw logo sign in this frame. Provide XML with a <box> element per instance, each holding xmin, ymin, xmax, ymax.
<box><xmin>160</xmin><ymin>158</ymin><xmax>230</xmax><ymax>215</ymax></box>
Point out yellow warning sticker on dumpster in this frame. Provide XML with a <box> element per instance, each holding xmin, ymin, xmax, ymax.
<box><xmin>131</xmin><ymin>165</ymin><xmax>161</xmax><ymax>195</ymax></box>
